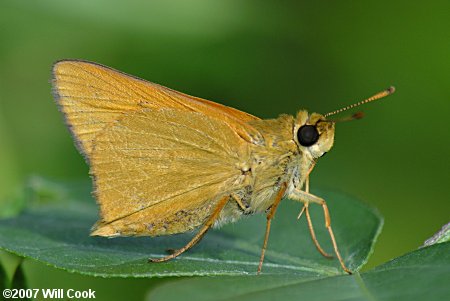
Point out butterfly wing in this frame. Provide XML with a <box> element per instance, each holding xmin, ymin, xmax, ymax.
<box><xmin>89</xmin><ymin>108</ymin><xmax>249</xmax><ymax>236</ymax></box>
<box><xmin>52</xmin><ymin>60</ymin><xmax>261</xmax><ymax>161</ymax></box>
<box><xmin>52</xmin><ymin>60</ymin><xmax>257</xmax><ymax>237</ymax></box>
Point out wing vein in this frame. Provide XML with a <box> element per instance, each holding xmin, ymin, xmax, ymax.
<box><xmin>69</xmin><ymin>63</ymin><xmax>140</xmax><ymax>100</ymax></box>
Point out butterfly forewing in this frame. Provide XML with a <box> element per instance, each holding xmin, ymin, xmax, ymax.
<box><xmin>52</xmin><ymin>60</ymin><xmax>260</xmax><ymax>160</ymax></box>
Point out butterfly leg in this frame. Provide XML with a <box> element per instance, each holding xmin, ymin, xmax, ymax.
<box><xmin>297</xmin><ymin>177</ymin><xmax>332</xmax><ymax>258</ymax></box>
<box><xmin>149</xmin><ymin>195</ymin><xmax>230</xmax><ymax>263</ymax></box>
<box><xmin>231</xmin><ymin>192</ymin><xmax>250</xmax><ymax>211</ymax></box>
<box><xmin>300</xmin><ymin>202</ymin><xmax>333</xmax><ymax>258</ymax></box>
<box><xmin>288</xmin><ymin>188</ymin><xmax>352</xmax><ymax>274</ymax></box>
<box><xmin>257</xmin><ymin>182</ymin><xmax>288</xmax><ymax>274</ymax></box>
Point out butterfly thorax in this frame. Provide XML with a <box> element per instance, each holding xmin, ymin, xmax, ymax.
<box><xmin>217</xmin><ymin>114</ymin><xmax>302</xmax><ymax>223</ymax></box>
<box><xmin>247</xmin><ymin>113</ymin><xmax>319</xmax><ymax>212</ymax></box>
<box><xmin>216</xmin><ymin>110</ymin><xmax>333</xmax><ymax>228</ymax></box>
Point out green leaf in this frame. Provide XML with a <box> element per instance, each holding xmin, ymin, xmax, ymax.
<box><xmin>423</xmin><ymin>222</ymin><xmax>450</xmax><ymax>247</ymax></box>
<box><xmin>147</xmin><ymin>242</ymin><xmax>450</xmax><ymax>301</ymax></box>
<box><xmin>0</xmin><ymin>251</ymin><xmax>24</xmax><ymax>289</ymax></box>
<box><xmin>11</xmin><ymin>261</ymin><xmax>28</xmax><ymax>291</ymax></box>
<box><xmin>0</xmin><ymin>258</ymin><xmax>6</xmax><ymax>291</ymax></box>
<box><xmin>0</xmin><ymin>178</ymin><xmax>382</xmax><ymax>278</ymax></box>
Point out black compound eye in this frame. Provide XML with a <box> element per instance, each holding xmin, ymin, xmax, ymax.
<box><xmin>297</xmin><ymin>125</ymin><xmax>319</xmax><ymax>147</ymax></box>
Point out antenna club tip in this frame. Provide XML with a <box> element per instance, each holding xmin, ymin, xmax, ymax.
<box><xmin>387</xmin><ymin>86</ymin><xmax>396</xmax><ymax>94</ymax></box>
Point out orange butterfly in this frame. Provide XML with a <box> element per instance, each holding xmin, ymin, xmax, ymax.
<box><xmin>52</xmin><ymin>60</ymin><xmax>394</xmax><ymax>273</ymax></box>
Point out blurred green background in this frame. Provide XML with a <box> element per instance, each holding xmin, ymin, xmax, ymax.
<box><xmin>0</xmin><ymin>0</ymin><xmax>449</xmax><ymax>299</ymax></box>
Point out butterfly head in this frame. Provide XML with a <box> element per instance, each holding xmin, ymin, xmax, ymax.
<box><xmin>293</xmin><ymin>86</ymin><xmax>395</xmax><ymax>159</ymax></box>
<box><xmin>294</xmin><ymin>111</ymin><xmax>335</xmax><ymax>159</ymax></box>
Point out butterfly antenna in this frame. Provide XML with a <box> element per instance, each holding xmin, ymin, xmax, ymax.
<box><xmin>324</xmin><ymin>86</ymin><xmax>395</xmax><ymax>118</ymax></box>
